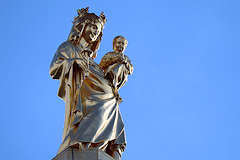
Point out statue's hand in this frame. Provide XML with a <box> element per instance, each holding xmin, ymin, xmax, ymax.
<box><xmin>81</xmin><ymin>48</ymin><xmax>93</xmax><ymax>58</ymax></box>
<box><xmin>119</xmin><ymin>55</ymin><xmax>127</xmax><ymax>64</ymax></box>
<box><xmin>75</xmin><ymin>58</ymin><xmax>89</xmax><ymax>73</ymax></box>
<box><xmin>67</xmin><ymin>57</ymin><xmax>89</xmax><ymax>77</ymax></box>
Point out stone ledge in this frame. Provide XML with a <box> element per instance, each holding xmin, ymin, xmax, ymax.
<box><xmin>52</xmin><ymin>147</ymin><xmax>114</xmax><ymax>160</ymax></box>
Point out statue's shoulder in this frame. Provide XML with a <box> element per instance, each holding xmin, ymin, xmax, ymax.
<box><xmin>57</xmin><ymin>41</ymin><xmax>74</xmax><ymax>53</ymax></box>
<box><xmin>55</xmin><ymin>41</ymin><xmax>76</xmax><ymax>58</ymax></box>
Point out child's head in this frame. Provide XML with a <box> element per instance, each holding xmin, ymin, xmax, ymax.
<box><xmin>113</xmin><ymin>35</ymin><xmax>128</xmax><ymax>53</ymax></box>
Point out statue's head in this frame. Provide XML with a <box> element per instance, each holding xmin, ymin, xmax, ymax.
<box><xmin>68</xmin><ymin>7</ymin><xmax>107</xmax><ymax>58</ymax></box>
<box><xmin>113</xmin><ymin>35</ymin><xmax>128</xmax><ymax>53</ymax></box>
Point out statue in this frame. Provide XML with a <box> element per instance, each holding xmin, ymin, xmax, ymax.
<box><xmin>99</xmin><ymin>36</ymin><xmax>133</xmax><ymax>102</ymax></box>
<box><xmin>49</xmin><ymin>7</ymin><xmax>133</xmax><ymax>160</ymax></box>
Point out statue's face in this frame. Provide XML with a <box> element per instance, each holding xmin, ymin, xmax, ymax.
<box><xmin>83</xmin><ymin>21</ymin><xmax>102</xmax><ymax>44</ymax></box>
<box><xmin>114</xmin><ymin>38</ymin><xmax>127</xmax><ymax>53</ymax></box>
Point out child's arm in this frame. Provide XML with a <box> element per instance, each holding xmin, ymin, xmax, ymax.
<box><xmin>99</xmin><ymin>52</ymin><xmax>122</xmax><ymax>70</ymax></box>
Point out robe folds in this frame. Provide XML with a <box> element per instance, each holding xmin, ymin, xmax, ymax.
<box><xmin>50</xmin><ymin>41</ymin><xmax>126</xmax><ymax>153</ymax></box>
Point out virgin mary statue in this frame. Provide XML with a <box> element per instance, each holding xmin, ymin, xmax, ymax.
<box><xmin>49</xmin><ymin>7</ymin><xmax>126</xmax><ymax>160</ymax></box>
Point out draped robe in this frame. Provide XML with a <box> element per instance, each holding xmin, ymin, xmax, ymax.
<box><xmin>50</xmin><ymin>41</ymin><xmax>126</xmax><ymax>153</ymax></box>
<box><xmin>99</xmin><ymin>52</ymin><xmax>133</xmax><ymax>91</ymax></box>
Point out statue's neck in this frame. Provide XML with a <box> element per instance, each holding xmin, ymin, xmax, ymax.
<box><xmin>114</xmin><ymin>51</ymin><xmax>124</xmax><ymax>56</ymax></box>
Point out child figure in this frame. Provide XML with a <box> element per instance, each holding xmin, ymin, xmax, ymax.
<box><xmin>99</xmin><ymin>36</ymin><xmax>133</xmax><ymax>95</ymax></box>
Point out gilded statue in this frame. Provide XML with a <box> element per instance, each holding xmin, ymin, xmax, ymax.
<box><xmin>99</xmin><ymin>36</ymin><xmax>133</xmax><ymax>102</ymax></box>
<box><xmin>49</xmin><ymin>7</ymin><xmax>133</xmax><ymax>160</ymax></box>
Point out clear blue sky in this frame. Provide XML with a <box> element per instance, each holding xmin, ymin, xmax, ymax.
<box><xmin>1</xmin><ymin>0</ymin><xmax>240</xmax><ymax>160</ymax></box>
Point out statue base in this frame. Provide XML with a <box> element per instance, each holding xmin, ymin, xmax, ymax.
<box><xmin>52</xmin><ymin>147</ymin><xmax>114</xmax><ymax>160</ymax></box>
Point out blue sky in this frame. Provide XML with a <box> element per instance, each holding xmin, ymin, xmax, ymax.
<box><xmin>1</xmin><ymin>0</ymin><xmax>240</xmax><ymax>160</ymax></box>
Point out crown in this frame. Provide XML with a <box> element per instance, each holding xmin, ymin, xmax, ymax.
<box><xmin>99</xmin><ymin>12</ymin><xmax>107</xmax><ymax>25</ymax></box>
<box><xmin>73</xmin><ymin>7</ymin><xmax>106</xmax><ymax>25</ymax></box>
<box><xmin>76</xmin><ymin>7</ymin><xmax>89</xmax><ymax>19</ymax></box>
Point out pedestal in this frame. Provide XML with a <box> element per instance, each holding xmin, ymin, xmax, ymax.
<box><xmin>52</xmin><ymin>147</ymin><xmax>114</xmax><ymax>160</ymax></box>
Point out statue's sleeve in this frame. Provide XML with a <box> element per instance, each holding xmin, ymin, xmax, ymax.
<box><xmin>49</xmin><ymin>42</ymin><xmax>78</xmax><ymax>100</ymax></box>
<box><xmin>49</xmin><ymin>42</ymin><xmax>72</xmax><ymax>80</ymax></box>
<box><xmin>49</xmin><ymin>41</ymin><xmax>89</xmax><ymax>101</ymax></box>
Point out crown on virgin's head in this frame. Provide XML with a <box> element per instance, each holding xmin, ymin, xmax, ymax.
<box><xmin>73</xmin><ymin>7</ymin><xmax>107</xmax><ymax>26</ymax></box>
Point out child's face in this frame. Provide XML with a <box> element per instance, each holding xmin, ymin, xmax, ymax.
<box><xmin>114</xmin><ymin>38</ymin><xmax>127</xmax><ymax>53</ymax></box>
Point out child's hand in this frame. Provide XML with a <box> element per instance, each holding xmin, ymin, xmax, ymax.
<box><xmin>119</xmin><ymin>55</ymin><xmax>127</xmax><ymax>64</ymax></box>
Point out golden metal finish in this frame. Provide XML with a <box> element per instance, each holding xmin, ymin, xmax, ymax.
<box><xmin>99</xmin><ymin>36</ymin><xmax>133</xmax><ymax>95</ymax></box>
<box><xmin>50</xmin><ymin>8</ymin><xmax>133</xmax><ymax>160</ymax></box>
